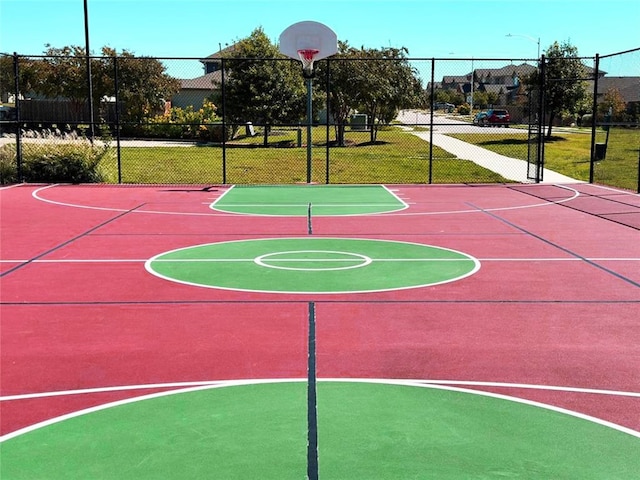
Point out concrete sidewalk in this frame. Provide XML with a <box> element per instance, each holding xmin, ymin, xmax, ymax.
<box><xmin>396</xmin><ymin>109</ymin><xmax>581</xmax><ymax>184</ymax></box>
<box><xmin>417</xmin><ymin>131</ymin><xmax>581</xmax><ymax>184</ymax></box>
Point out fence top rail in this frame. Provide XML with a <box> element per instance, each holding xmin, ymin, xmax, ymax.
<box><xmin>3</xmin><ymin>48</ymin><xmax>636</xmax><ymax>61</ymax></box>
<box><xmin>599</xmin><ymin>46</ymin><xmax>640</xmax><ymax>59</ymax></box>
<box><xmin>0</xmin><ymin>52</ymin><xmax>593</xmax><ymax>63</ymax></box>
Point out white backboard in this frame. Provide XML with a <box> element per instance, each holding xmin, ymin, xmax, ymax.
<box><xmin>279</xmin><ymin>21</ymin><xmax>338</xmax><ymax>61</ymax></box>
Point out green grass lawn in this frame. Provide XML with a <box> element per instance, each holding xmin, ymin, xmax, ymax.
<box><xmin>449</xmin><ymin>127</ymin><xmax>639</xmax><ymax>191</ymax></box>
<box><xmin>100</xmin><ymin>127</ymin><xmax>509</xmax><ymax>184</ymax></box>
<box><xmin>7</xmin><ymin>125</ymin><xmax>634</xmax><ymax>188</ymax></box>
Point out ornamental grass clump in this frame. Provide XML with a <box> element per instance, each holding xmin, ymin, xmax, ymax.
<box><xmin>0</xmin><ymin>139</ymin><xmax>112</xmax><ymax>184</ymax></box>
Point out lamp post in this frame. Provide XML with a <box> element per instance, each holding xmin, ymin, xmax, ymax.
<box><xmin>506</xmin><ymin>33</ymin><xmax>541</xmax><ymax>60</ymax></box>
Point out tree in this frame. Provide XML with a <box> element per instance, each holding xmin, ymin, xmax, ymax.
<box><xmin>355</xmin><ymin>46</ymin><xmax>422</xmax><ymax>142</ymax></box>
<box><xmin>486</xmin><ymin>91</ymin><xmax>499</xmax><ymax>107</ymax></box>
<box><xmin>0</xmin><ymin>54</ymin><xmax>42</xmax><ymax>103</ymax></box>
<box><xmin>598</xmin><ymin>88</ymin><xmax>626</xmax><ymax>121</ymax></box>
<box><xmin>322</xmin><ymin>42</ymin><xmax>364</xmax><ymax>146</ymax></box>
<box><xmin>326</xmin><ymin>43</ymin><xmax>422</xmax><ymax>144</ymax></box>
<box><xmin>434</xmin><ymin>89</ymin><xmax>458</xmax><ymax>105</ymax></box>
<box><xmin>10</xmin><ymin>45</ymin><xmax>180</xmax><ymax>128</ymax></box>
<box><xmin>103</xmin><ymin>47</ymin><xmax>180</xmax><ymax>125</ymax></box>
<box><xmin>473</xmin><ymin>91</ymin><xmax>488</xmax><ymax>109</ymax></box>
<box><xmin>35</xmin><ymin>45</ymin><xmax>97</xmax><ymax>107</ymax></box>
<box><xmin>222</xmin><ymin>27</ymin><xmax>306</xmax><ymax>141</ymax></box>
<box><xmin>540</xmin><ymin>41</ymin><xmax>590</xmax><ymax>138</ymax></box>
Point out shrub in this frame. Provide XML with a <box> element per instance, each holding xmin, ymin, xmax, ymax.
<box><xmin>0</xmin><ymin>144</ymin><xmax>17</xmax><ymax>184</ymax></box>
<box><xmin>0</xmin><ymin>140</ymin><xmax>111</xmax><ymax>184</ymax></box>
<box><xmin>458</xmin><ymin>103</ymin><xmax>471</xmax><ymax>115</ymax></box>
<box><xmin>142</xmin><ymin>100</ymin><xmax>228</xmax><ymax>141</ymax></box>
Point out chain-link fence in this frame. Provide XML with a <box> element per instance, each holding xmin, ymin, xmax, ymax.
<box><xmin>589</xmin><ymin>49</ymin><xmax>640</xmax><ymax>191</ymax></box>
<box><xmin>1</xmin><ymin>50</ymin><xmax>638</xmax><ymax>190</ymax></box>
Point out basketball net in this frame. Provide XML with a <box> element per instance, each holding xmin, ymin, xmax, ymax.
<box><xmin>297</xmin><ymin>49</ymin><xmax>319</xmax><ymax>78</ymax></box>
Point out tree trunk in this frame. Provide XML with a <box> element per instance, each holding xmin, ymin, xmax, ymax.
<box><xmin>369</xmin><ymin>104</ymin><xmax>377</xmax><ymax>143</ymax></box>
<box><xmin>546</xmin><ymin>112</ymin><xmax>555</xmax><ymax>139</ymax></box>
<box><xmin>336</xmin><ymin>123</ymin><xmax>346</xmax><ymax>147</ymax></box>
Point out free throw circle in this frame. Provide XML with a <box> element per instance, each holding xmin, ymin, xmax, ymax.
<box><xmin>254</xmin><ymin>250</ymin><xmax>372</xmax><ymax>271</ymax></box>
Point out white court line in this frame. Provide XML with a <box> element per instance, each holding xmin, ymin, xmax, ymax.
<box><xmin>2</xmin><ymin>378</ymin><xmax>638</xmax><ymax>442</ymax></box>
<box><xmin>30</xmin><ymin>184</ymin><xmax>583</xmax><ymax>217</ymax></box>
<box><xmin>0</xmin><ymin>184</ymin><xmax>23</xmax><ymax>190</ymax></box>
<box><xmin>31</xmin><ymin>185</ymin><xmax>233</xmax><ymax>216</ymax></box>
<box><xmin>2</xmin><ymin>257</ymin><xmax>638</xmax><ymax>264</ymax></box>
<box><xmin>208</xmin><ymin>183</ymin><xmax>235</xmax><ymax>208</ymax></box>
<box><xmin>152</xmin><ymin>258</ymin><xmax>475</xmax><ymax>263</ymax></box>
<box><xmin>381</xmin><ymin>184</ymin><xmax>410</xmax><ymax>210</ymax></box>
<box><xmin>208</xmin><ymin>185</ymin><xmax>410</xmax><ymax>215</ymax></box>
<box><xmin>588</xmin><ymin>184</ymin><xmax>640</xmax><ymax>197</ymax></box>
<box><xmin>32</xmin><ymin>184</ymin><xmax>130</xmax><ymax>212</ymax></box>
<box><xmin>0</xmin><ymin>380</ymin><xmax>232</xmax><ymax>401</ymax></box>
<box><xmin>479</xmin><ymin>257</ymin><xmax>640</xmax><ymax>262</ymax></box>
<box><xmin>333</xmin><ymin>379</ymin><xmax>640</xmax><ymax>439</ymax></box>
<box><xmin>415</xmin><ymin>379</ymin><xmax>640</xmax><ymax>397</ymax></box>
<box><xmin>0</xmin><ymin>259</ymin><xmax>148</xmax><ymax>263</ymax></box>
<box><xmin>208</xmin><ymin>203</ymin><xmax>406</xmax><ymax>207</ymax></box>
<box><xmin>3</xmin><ymin>378</ymin><xmax>638</xmax><ymax>402</ymax></box>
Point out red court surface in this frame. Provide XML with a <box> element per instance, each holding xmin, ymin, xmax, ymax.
<box><xmin>1</xmin><ymin>183</ymin><xmax>639</xmax><ymax>441</ymax></box>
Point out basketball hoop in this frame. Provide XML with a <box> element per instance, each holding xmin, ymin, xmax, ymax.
<box><xmin>298</xmin><ymin>49</ymin><xmax>319</xmax><ymax>78</ymax></box>
<box><xmin>279</xmin><ymin>22</ymin><xmax>337</xmax><ymax>183</ymax></box>
<box><xmin>280</xmin><ymin>21</ymin><xmax>337</xmax><ymax>78</ymax></box>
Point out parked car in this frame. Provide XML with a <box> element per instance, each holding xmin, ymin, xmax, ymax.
<box><xmin>0</xmin><ymin>105</ymin><xmax>16</xmax><ymax>121</ymax></box>
<box><xmin>0</xmin><ymin>105</ymin><xmax>16</xmax><ymax>134</ymax></box>
<box><xmin>475</xmin><ymin>109</ymin><xmax>510</xmax><ymax>127</ymax></box>
<box><xmin>434</xmin><ymin>102</ymin><xmax>455</xmax><ymax>113</ymax></box>
<box><xmin>473</xmin><ymin>111</ymin><xmax>487</xmax><ymax>125</ymax></box>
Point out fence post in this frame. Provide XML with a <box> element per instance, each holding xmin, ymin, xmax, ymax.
<box><xmin>428</xmin><ymin>57</ymin><xmax>435</xmax><ymax>184</ymax></box>
<box><xmin>13</xmin><ymin>53</ymin><xmax>23</xmax><ymax>182</ymax></box>
<box><xmin>113</xmin><ymin>55</ymin><xmax>122</xmax><ymax>183</ymax></box>
<box><xmin>637</xmin><ymin>147</ymin><xmax>640</xmax><ymax>194</ymax></box>
<box><xmin>536</xmin><ymin>55</ymin><xmax>546</xmax><ymax>183</ymax></box>
<box><xmin>221</xmin><ymin>58</ymin><xmax>227</xmax><ymax>184</ymax></box>
<box><xmin>325</xmin><ymin>59</ymin><xmax>330</xmax><ymax>184</ymax></box>
<box><xmin>589</xmin><ymin>54</ymin><xmax>600</xmax><ymax>184</ymax></box>
<box><xmin>83</xmin><ymin>0</ymin><xmax>95</xmax><ymax>143</ymax></box>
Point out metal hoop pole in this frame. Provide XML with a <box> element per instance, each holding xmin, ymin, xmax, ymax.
<box><xmin>306</xmin><ymin>76</ymin><xmax>313</xmax><ymax>183</ymax></box>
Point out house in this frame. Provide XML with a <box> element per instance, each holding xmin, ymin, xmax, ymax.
<box><xmin>595</xmin><ymin>77</ymin><xmax>640</xmax><ymax>105</ymax></box>
<box><xmin>429</xmin><ymin>63</ymin><xmax>538</xmax><ymax>106</ymax></box>
<box><xmin>429</xmin><ymin>63</ymin><xmax>616</xmax><ymax>106</ymax></box>
<box><xmin>171</xmin><ymin>45</ymin><xmax>235</xmax><ymax>109</ymax></box>
<box><xmin>171</xmin><ymin>71</ymin><xmax>222</xmax><ymax>110</ymax></box>
<box><xmin>474</xmin><ymin>63</ymin><xmax>537</xmax><ymax>87</ymax></box>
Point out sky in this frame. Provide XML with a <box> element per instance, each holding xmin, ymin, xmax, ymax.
<box><xmin>1</xmin><ymin>0</ymin><xmax>639</xmax><ymax>77</ymax></box>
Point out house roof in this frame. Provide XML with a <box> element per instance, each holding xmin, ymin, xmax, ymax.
<box><xmin>474</xmin><ymin>63</ymin><xmax>537</xmax><ymax>80</ymax></box>
<box><xmin>442</xmin><ymin>75</ymin><xmax>468</xmax><ymax>84</ymax></box>
<box><xmin>482</xmin><ymin>84</ymin><xmax>507</xmax><ymax>95</ymax></box>
<box><xmin>459</xmin><ymin>83</ymin><xmax>509</xmax><ymax>95</ymax></box>
<box><xmin>180</xmin><ymin>71</ymin><xmax>222</xmax><ymax>90</ymax></box>
<box><xmin>596</xmin><ymin>76</ymin><xmax>640</xmax><ymax>103</ymax></box>
<box><xmin>201</xmin><ymin>44</ymin><xmax>238</xmax><ymax>62</ymax></box>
